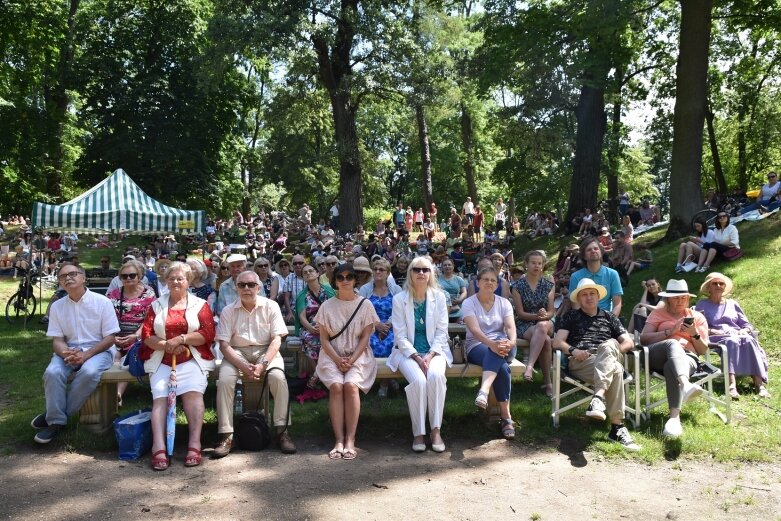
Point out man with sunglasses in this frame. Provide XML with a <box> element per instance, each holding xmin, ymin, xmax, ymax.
<box><xmin>283</xmin><ymin>254</ymin><xmax>307</xmax><ymax>324</ymax></box>
<box><xmin>32</xmin><ymin>264</ymin><xmax>120</xmax><ymax>444</ymax></box>
<box><xmin>215</xmin><ymin>253</ymin><xmax>248</xmax><ymax>315</ymax></box>
<box><xmin>214</xmin><ymin>270</ymin><xmax>296</xmax><ymax>456</ymax></box>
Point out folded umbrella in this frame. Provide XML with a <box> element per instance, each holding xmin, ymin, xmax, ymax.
<box><xmin>166</xmin><ymin>354</ymin><xmax>178</xmax><ymax>457</ymax></box>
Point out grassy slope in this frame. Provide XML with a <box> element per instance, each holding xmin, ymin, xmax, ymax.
<box><xmin>1</xmin><ymin>218</ymin><xmax>779</xmax><ymax>462</ymax></box>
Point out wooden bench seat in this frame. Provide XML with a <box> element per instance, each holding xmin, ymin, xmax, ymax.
<box><xmin>81</xmin><ymin>327</ymin><xmax>529</xmax><ymax>431</ymax></box>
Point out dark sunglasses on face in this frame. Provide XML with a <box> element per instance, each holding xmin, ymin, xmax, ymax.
<box><xmin>412</xmin><ymin>267</ymin><xmax>431</xmax><ymax>273</ymax></box>
<box><xmin>718</xmin><ymin>214</ymin><xmax>728</xmax><ymax>218</ymax></box>
<box><xmin>256</xmin><ymin>264</ymin><xmax>269</xmax><ymax>268</ymax></box>
<box><xmin>120</xmin><ymin>273</ymin><xmax>138</xmax><ymax>280</ymax></box>
<box><xmin>292</xmin><ymin>261</ymin><xmax>304</xmax><ymax>265</ymax></box>
<box><xmin>220</xmin><ymin>266</ymin><xmax>229</xmax><ymax>270</ymax></box>
<box><xmin>237</xmin><ymin>282</ymin><xmax>258</xmax><ymax>289</ymax></box>
<box><xmin>326</xmin><ymin>262</ymin><xmax>337</xmax><ymax>266</ymax></box>
<box><xmin>335</xmin><ymin>274</ymin><xmax>355</xmax><ymax>281</ymax></box>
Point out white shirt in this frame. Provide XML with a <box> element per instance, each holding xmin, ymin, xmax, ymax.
<box><xmin>330</xmin><ymin>205</ymin><xmax>339</xmax><ymax>217</ymax></box>
<box><xmin>759</xmin><ymin>182</ymin><xmax>780</xmax><ymax>202</ymax></box>
<box><xmin>47</xmin><ymin>289</ymin><xmax>120</xmax><ymax>349</ymax></box>
<box><xmin>463</xmin><ymin>201</ymin><xmax>474</xmax><ymax>215</ymax></box>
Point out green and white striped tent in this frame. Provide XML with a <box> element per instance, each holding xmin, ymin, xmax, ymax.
<box><xmin>32</xmin><ymin>169</ymin><xmax>205</xmax><ymax>234</ymax></box>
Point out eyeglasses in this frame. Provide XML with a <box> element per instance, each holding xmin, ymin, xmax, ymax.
<box><xmin>220</xmin><ymin>266</ymin><xmax>229</xmax><ymax>270</ymax></box>
<box><xmin>769</xmin><ymin>175</ymin><xmax>777</xmax><ymax>179</ymax></box>
<box><xmin>335</xmin><ymin>274</ymin><xmax>355</xmax><ymax>282</ymax></box>
<box><xmin>718</xmin><ymin>214</ymin><xmax>728</xmax><ymax>218</ymax></box>
<box><xmin>120</xmin><ymin>273</ymin><xmax>138</xmax><ymax>280</ymax></box>
<box><xmin>58</xmin><ymin>271</ymin><xmax>81</xmax><ymax>280</ymax></box>
<box><xmin>326</xmin><ymin>262</ymin><xmax>337</xmax><ymax>266</ymax></box>
<box><xmin>292</xmin><ymin>261</ymin><xmax>304</xmax><ymax>266</ymax></box>
<box><xmin>412</xmin><ymin>267</ymin><xmax>431</xmax><ymax>273</ymax></box>
<box><xmin>255</xmin><ymin>264</ymin><xmax>269</xmax><ymax>268</ymax></box>
<box><xmin>237</xmin><ymin>282</ymin><xmax>259</xmax><ymax>289</ymax></box>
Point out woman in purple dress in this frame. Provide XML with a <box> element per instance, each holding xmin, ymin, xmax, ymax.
<box><xmin>695</xmin><ymin>272</ymin><xmax>769</xmax><ymax>399</ymax></box>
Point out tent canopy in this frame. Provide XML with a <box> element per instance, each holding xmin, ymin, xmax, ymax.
<box><xmin>31</xmin><ymin>169</ymin><xmax>205</xmax><ymax>234</ymax></box>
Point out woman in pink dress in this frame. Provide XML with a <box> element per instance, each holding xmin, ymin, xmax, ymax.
<box><xmin>315</xmin><ymin>264</ymin><xmax>379</xmax><ymax>460</ymax></box>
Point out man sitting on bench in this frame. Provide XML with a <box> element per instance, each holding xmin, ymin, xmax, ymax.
<box><xmin>553</xmin><ymin>278</ymin><xmax>640</xmax><ymax>451</ymax></box>
<box><xmin>213</xmin><ymin>269</ymin><xmax>296</xmax><ymax>457</ymax></box>
<box><xmin>31</xmin><ymin>264</ymin><xmax>120</xmax><ymax>444</ymax></box>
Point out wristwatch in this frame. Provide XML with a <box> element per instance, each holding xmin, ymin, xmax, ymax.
<box><xmin>260</xmin><ymin>358</ymin><xmax>270</xmax><ymax>367</ymax></box>
<box><xmin>692</xmin><ymin>333</ymin><xmax>701</xmax><ymax>340</ymax></box>
<box><xmin>568</xmin><ymin>346</ymin><xmax>576</xmax><ymax>356</ymax></box>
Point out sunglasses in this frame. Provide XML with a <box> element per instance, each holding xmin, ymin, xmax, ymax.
<box><xmin>326</xmin><ymin>262</ymin><xmax>337</xmax><ymax>266</ymax></box>
<box><xmin>769</xmin><ymin>175</ymin><xmax>777</xmax><ymax>179</ymax></box>
<box><xmin>220</xmin><ymin>266</ymin><xmax>229</xmax><ymax>270</ymax></box>
<box><xmin>718</xmin><ymin>214</ymin><xmax>728</xmax><ymax>218</ymax></box>
<box><xmin>292</xmin><ymin>261</ymin><xmax>304</xmax><ymax>265</ymax></box>
<box><xmin>237</xmin><ymin>282</ymin><xmax>259</xmax><ymax>289</ymax></box>
<box><xmin>120</xmin><ymin>273</ymin><xmax>138</xmax><ymax>280</ymax></box>
<box><xmin>58</xmin><ymin>271</ymin><xmax>80</xmax><ymax>280</ymax></box>
<box><xmin>335</xmin><ymin>274</ymin><xmax>356</xmax><ymax>282</ymax></box>
<box><xmin>255</xmin><ymin>264</ymin><xmax>269</xmax><ymax>268</ymax></box>
<box><xmin>412</xmin><ymin>267</ymin><xmax>431</xmax><ymax>273</ymax></box>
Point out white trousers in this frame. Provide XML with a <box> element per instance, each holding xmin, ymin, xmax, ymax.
<box><xmin>397</xmin><ymin>355</ymin><xmax>448</xmax><ymax>436</ymax></box>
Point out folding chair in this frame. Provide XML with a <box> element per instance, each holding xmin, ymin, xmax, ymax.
<box><xmin>551</xmin><ymin>348</ymin><xmax>642</xmax><ymax>428</ymax></box>
<box><xmin>640</xmin><ymin>342</ymin><xmax>731</xmax><ymax>424</ymax></box>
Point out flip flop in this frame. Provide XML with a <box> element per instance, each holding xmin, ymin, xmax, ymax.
<box><xmin>342</xmin><ymin>448</ymin><xmax>357</xmax><ymax>460</ymax></box>
<box><xmin>328</xmin><ymin>448</ymin><xmax>343</xmax><ymax>460</ymax></box>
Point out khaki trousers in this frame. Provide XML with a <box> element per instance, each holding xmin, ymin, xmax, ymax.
<box><xmin>567</xmin><ymin>339</ymin><xmax>625</xmax><ymax>421</ymax></box>
<box><xmin>216</xmin><ymin>346</ymin><xmax>289</xmax><ymax>434</ymax></box>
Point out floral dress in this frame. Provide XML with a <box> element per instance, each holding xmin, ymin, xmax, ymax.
<box><xmin>300</xmin><ymin>287</ymin><xmax>330</xmax><ymax>360</ymax></box>
<box><xmin>368</xmin><ymin>292</ymin><xmax>395</xmax><ymax>357</ymax></box>
<box><xmin>511</xmin><ymin>277</ymin><xmax>554</xmax><ymax>336</ymax></box>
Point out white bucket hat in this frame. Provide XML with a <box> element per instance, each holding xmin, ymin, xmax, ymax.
<box><xmin>570</xmin><ymin>278</ymin><xmax>608</xmax><ymax>302</ymax></box>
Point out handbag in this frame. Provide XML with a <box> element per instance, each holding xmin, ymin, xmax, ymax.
<box><xmin>722</xmin><ymin>247</ymin><xmax>743</xmax><ymax>261</ymax></box>
<box><xmin>234</xmin><ymin>367</ymin><xmax>289</xmax><ymax>451</ymax></box>
<box><xmin>680</xmin><ymin>254</ymin><xmax>698</xmax><ymax>273</ymax></box>
<box><xmin>450</xmin><ymin>335</ymin><xmax>465</xmax><ymax>364</ymax></box>
<box><xmin>114</xmin><ymin>408</ymin><xmax>152</xmax><ymax>460</ymax></box>
<box><xmin>122</xmin><ymin>340</ymin><xmax>146</xmax><ymax>382</ymax></box>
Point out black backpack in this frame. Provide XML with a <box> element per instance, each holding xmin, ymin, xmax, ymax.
<box><xmin>234</xmin><ymin>367</ymin><xmax>288</xmax><ymax>451</ymax></box>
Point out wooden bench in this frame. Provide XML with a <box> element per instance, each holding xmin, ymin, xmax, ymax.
<box><xmin>82</xmin><ymin>327</ymin><xmax>529</xmax><ymax>431</ymax></box>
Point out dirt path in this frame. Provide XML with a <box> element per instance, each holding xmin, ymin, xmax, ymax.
<box><xmin>2</xmin><ymin>437</ymin><xmax>779</xmax><ymax>521</ymax></box>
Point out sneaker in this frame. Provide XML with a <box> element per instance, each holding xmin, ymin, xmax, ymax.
<box><xmin>682</xmin><ymin>382</ymin><xmax>703</xmax><ymax>404</ymax></box>
<box><xmin>608</xmin><ymin>425</ymin><xmax>641</xmax><ymax>452</ymax></box>
<box><xmin>30</xmin><ymin>413</ymin><xmax>48</xmax><ymax>430</ymax></box>
<box><xmin>662</xmin><ymin>417</ymin><xmax>683</xmax><ymax>438</ymax></box>
<box><xmin>212</xmin><ymin>434</ymin><xmax>233</xmax><ymax>458</ymax></box>
<box><xmin>584</xmin><ymin>396</ymin><xmax>607</xmax><ymax>421</ymax></box>
<box><xmin>34</xmin><ymin>424</ymin><xmax>62</xmax><ymax>444</ymax></box>
<box><xmin>674</xmin><ymin>263</ymin><xmax>683</xmax><ymax>273</ymax></box>
<box><xmin>377</xmin><ymin>383</ymin><xmax>388</xmax><ymax>399</ymax></box>
<box><xmin>278</xmin><ymin>431</ymin><xmax>297</xmax><ymax>454</ymax></box>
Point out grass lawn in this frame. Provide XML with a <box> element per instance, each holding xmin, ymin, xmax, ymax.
<box><xmin>0</xmin><ymin>217</ymin><xmax>779</xmax><ymax>463</ymax></box>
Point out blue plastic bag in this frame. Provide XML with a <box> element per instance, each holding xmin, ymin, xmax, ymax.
<box><xmin>114</xmin><ymin>408</ymin><xmax>152</xmax><ymax>461</ymax></box>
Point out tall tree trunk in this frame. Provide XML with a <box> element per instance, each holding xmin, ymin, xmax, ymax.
<box><xmin>460</xmin><ymin>103</ymin><xmax>478</xmax><ymax>204</ymax></box>
<box><xmin>665</xmin><ymin>0</ymin><xmax>713</xmax><ymax>239</ymax></box>
<box><xmin>44</xmin><ymin>0</ymin><xmax>80</xmax><ymax>201</ymax></box>
<box><xmin>415</xmin><ymin>103</ymin><xmax>434</xmax><ymax>210</ymax></box>
<box><xmin>606</xmin><ymin>71</ymin><xmax>623</xmax><ymax>225</ymax></box>
<box><xmin>312</xmin><ymin>0</ymin><xmax>363</xmax><ymax>233</ymax></box>
<box><xmin>736</xmin><ymin>105</ymin><xmax>748</xmax><ymax>191</ymax></box>
<box><xmin>705</xmin><ymin>98</ymin><xmax>727</xmax><ymax>194</ymax></box>
<box><xmin>566</xmin><ymin>80</ymin><xmax>607</xmax><ymax>225</ymax></box>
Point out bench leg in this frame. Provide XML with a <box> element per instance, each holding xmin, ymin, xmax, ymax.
<box><xmin>79</xmin><ymin>382</ymin><xmax>117</xmax><ymax>433</ymax></box>
<box><xmin>484</xmin><ymin>389</ymin><xmax>501</xmax><ymax>423</ymax></box>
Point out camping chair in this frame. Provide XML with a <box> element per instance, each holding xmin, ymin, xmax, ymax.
<box><xmin>640</xmin><ymin>342</ymin><xmax>731</xmax><ymax>424</ymax></box>
<box><xmin>551</xmin><ymin>348</ymin><xmax>642</xmax><ymax>428</ymax></box>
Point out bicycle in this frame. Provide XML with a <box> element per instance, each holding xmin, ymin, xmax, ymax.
<box><xmin>5</xmin><ymin>266</ymin><xmax>39</xmax><ymax>325</ymax></box>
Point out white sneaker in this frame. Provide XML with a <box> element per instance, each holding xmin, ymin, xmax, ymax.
<box><xmin>585</xmin><ymin>396</ymin><xmax>607</xmax><ymax>421</ymax></box>
<box><xmin>663</xmin><ymin>417</ymin><xmax>683</xmax><ymax>438</ymax></box>
<box><xmin>682</xmin><ymin>382</ymin><xmax>703</xmax><ymax>404</ymax></box>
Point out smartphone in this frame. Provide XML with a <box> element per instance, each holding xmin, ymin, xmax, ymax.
<box><xmin>683</xmin><ymin>317</ymin><xmax>694</xmax><ymax>325</ymax></box>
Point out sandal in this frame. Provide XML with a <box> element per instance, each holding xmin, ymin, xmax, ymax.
<box><xmin>728</xmin><ymin>385</ymin><xmax>740</xmax><ymax>400</ymax></box>
<box><xmin>328</xmin><ymin>447</ymin><xmax>343</xmax><ymax>460</ymax></box>
<box><xmin>541</xmin><ymin>383</ymin><xmax>554</xmax><ymax>398</ymax></box>
<box><xmin>184</xmin><ymin>447</ymin><xmax>202</xmax><ymax>467</ymax></box>
<box><xmin>342</xmin><ymin>448</ymin><xmax>357</xmax><ymax>460</ymax></box>
<box><xmin>474</xmin><ymin>390</ymin><xmax>489</xmax><ymax>410</ymax></box>
<box><xmin>306</xmin><ymin>374</ymin><xmax>320</xmax><ymax>390</ymax></box>
<box><xmin>151</xmin><ymin>449</ymin><xmax>169</xmax><ymax>471</ymax></box>
<box><xmin>500</xmin><ymin>418</ymin><xmax>516</xmax><ymax>440</ymax></box>
<box><xmin>758</xmin><ymin>385</ymin><xmax>771</xmax><ymax>398</ymax></box>
<box><xmin>523</xmin><ymin>369</ymin><xmax>534</xmax><ymax>382</ymax></box>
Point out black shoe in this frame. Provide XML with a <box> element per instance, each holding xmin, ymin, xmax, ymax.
<box><xmin>608</xmin><ymin>424</ymin><xmax>641</xmax><ymax>452</ymax></box>
<box><xmin>34</xmin><ymin>425</ymin><xmax>63</xmax><ymax>444</ymax></box>
<box><xmin>30</xmin><ymin>413</ymin><xmax>48</xmax><ymax>430</ymax></box>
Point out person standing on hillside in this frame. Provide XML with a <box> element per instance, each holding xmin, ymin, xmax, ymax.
<box><xmin>462</xmin><ymin>197</ymin><xmax>475</xmax><ymax>225</ymax></box>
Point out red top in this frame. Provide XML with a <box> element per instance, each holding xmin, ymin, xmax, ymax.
<box><xmin>473</xmin><ymin>211</ymin><xmax>484</xmax><ymax>228</ymax></box>
<box><xmin>140</xmin><ymin>303</ymin><xmax>215</xmax><ymax>366</ymax></box>
<box><xmin>47</xmin><ymin>238</ymin><xmax>61</xmax><ymax>250</ymax></box>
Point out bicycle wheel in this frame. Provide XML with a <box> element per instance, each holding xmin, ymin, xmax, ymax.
<box><xmin>5</xmin><ymin>291</ymin><xmax>37</xmax><ymax>325</ymax></box>
<box><xmin>691</xmin><ymin>209</ymin><xmax>718</xmax><ymax>230</ymax></box>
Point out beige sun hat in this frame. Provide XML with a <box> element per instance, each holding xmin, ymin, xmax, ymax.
<box><xmin>225</xmin><ymin>253</ymin><xmax>247</xmax><ymax>265</ymax></box>
<box><xmin>700</xmin><ymin>272</ymin><xmax>734</xmax><ymax>296</ymax></box>
<box><xmin>570</xmin><ymin>278</ymin><xmax>608</xmax><ymax>302</ymax></box>
<box><xmin>352</xmin><ymin>256</ymin><xmax>372</xmax><ymax>273</ymax></box>
<box><xmin>658</xmin><ymin>279</ymin><xmax>696</xmax><ymax>298</ymax></box>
